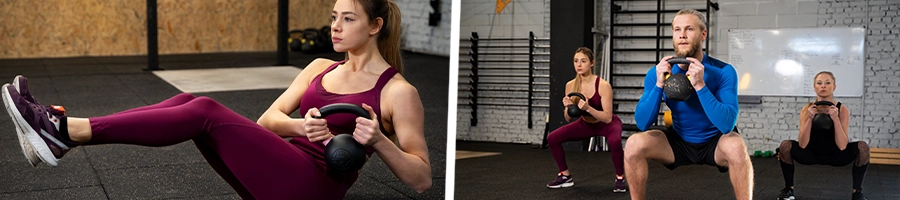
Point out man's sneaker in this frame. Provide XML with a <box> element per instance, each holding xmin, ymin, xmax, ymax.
<box><xmin>777</xmin><ymin>187</ymin><xmax>795</xmax><ymax>200</ymax></box>
<box><xmin>852</xmin><ymin>190</ymin><xmax>866</xmax><ymax>200</ymax></box>
<box><xmin>613</xmin><ymin>178</ymin><xmax>627</xmax><ymax>193</ymax></box>
<box><xmin>546</xmin><ymin>173</ymin><xmax>574</xmax><ymax>188</ymax></box>
<box><xmin>2</xmin><ymin>84</ymin><xmax>76</xmax><ymax>166</ymax></box>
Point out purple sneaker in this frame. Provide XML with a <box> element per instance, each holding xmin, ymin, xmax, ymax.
<box><xmin>546</xmin><ymin>173</ymin><xmax>574</xmax><ymax>188</ymax></box>
<box><xmin>2</xmin><ymin>84</ymin><xmax>76</xmax><ymax>166</ymax></box>
<box><xmin>613</xmin><ymin>178</ymin><xmax>627</xmax><ymax>193</ymax></box>
<box><xmin>13</xmin><ymin>75</ymin><xmax>42</xmax><ymax>166</ymax></box>
<box><xmin>14</xmin><ymin>75</ymin><xmax>39</xmax><ymax>104</ymax></box>
<box><xmin>6</xmin><ymin>78</ymin><xmax>40</xmax><ymax>167</ymax></box>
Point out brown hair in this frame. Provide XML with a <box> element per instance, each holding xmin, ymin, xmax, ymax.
<box><xmin>814</xmin><ymin>71</ymin><xmax>836</xmax><ymax>85</ymax></box>
<box><xmin>675</xmin><ymin>9</ymin><xmax>707</xmax><ymax>31</ymax></box>
<box><xmin>352</xmin><ymin>0</ymin><xmax>404</xmax><ymax>73</ymax></box>
<box><xmin>570</xmin><ymin>47</ymin><xmax>594</xmax><ymax>103</ymax></box>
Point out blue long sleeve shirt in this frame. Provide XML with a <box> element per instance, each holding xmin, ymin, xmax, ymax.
<box><xmin>634</xmin><ymin>54</ymin><xmax>739</xmax><ymax>144</ymax></box>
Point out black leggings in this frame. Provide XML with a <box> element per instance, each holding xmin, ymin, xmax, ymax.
<box><xmin>779</xmin><ymin>140</ymin><xmax>869</xmax><ymax>190</ymax></box>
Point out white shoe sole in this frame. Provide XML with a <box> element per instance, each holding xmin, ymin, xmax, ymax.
<box><xmin>13</xmin><ymin>121</ymin><xmax>40</xmax><ymax>167</ymax></box>
<box><xmin>2</xmin><ymin>85</ymin><xmax>59</xmax><ymax>166</ymax></box>
<box><xmin>613</xmin><ymin>188</ymin><xmax>626</xmax><ymax>193</ymax></box>
<box><xmin>12</xmin><ymin>77</ymin><xmax>42</xmax><ymax>167</ymax></box>
<box><xmin>546</xmin><ymin>182</ymin><xmax>574</xmax><ymax>188</ymax></box>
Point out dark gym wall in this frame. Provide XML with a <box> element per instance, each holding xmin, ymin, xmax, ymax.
<box><xmin>549</xmin><ymin>1</ymin><xmax>595</xmax><ymax>133</ymax></box>
<box><xmin>0</xmin><ymin>0</ymin><xmax>332</xmax><ymax>59</ymax></box>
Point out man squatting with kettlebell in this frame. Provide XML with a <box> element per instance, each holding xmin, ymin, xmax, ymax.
<box><xmin>775</xmin><ymin>71</ymin><xmax>870</xmax><ymax>200</ymax></box>
<box><xmin>626</xmin><ymin>9</ymin><xmax>753</xmax><ymax>200</ymax></box>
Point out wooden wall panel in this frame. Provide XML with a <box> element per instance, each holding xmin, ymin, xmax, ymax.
<box><xmin>0</xmin><ymin>0</ymin><xmax>334</xmax><ymax>59</ymax></box>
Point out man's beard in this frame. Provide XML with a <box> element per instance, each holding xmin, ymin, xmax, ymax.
<box><xmin>674</xmin><ymin>40</ymin><xmax>701</xmax><ymax>58</ymax></box>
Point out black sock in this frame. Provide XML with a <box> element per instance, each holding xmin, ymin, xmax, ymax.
<box><xmin>780</xmin><ymin>160</ymin><xmax>794</xmax><ymax>188</ymax></box>
<box><xmin>57</xmin><ymin>116</ymin><xmax>77</xmax><ymax>145</ymax></box>
<box><xmin>852</xmin><ymin>162</ymin><xmax>868</xmax><ymax>191</ymax></box>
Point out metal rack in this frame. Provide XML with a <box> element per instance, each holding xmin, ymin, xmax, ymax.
<box><xmin>458</xmin><ymin>32</ymin><xmax>550</xmax><ymax>128</ymax></box>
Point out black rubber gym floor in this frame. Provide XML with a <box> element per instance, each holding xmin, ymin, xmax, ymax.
<box><xmin>455</xmin><ymin>141</ymin><xmax>900</xmax><ymax>200</ymax></box>
<box><xmin>0</xmin><ymin>51</ymin><xmax>447</xmax><ymax>199</ymax></box>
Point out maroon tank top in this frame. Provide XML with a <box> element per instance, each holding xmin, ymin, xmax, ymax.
<box><xmin>587</xmin><ymin>76</ymin><xmax>603</xmax><ymax>111</ymax></box>
<box><xmin>291</xmin><ymin>60</ymin><xmax>398</xmax><ymax>172</ymax></box>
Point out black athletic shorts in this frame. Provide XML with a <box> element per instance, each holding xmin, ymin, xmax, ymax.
<box><xmin>791</xmin><ymin>140</ymin><xmax>859</xmax><ymax>166</ymax></box>
<box><xmin>655</xmin><ymin>127</ymin><xmax>737</xmax><ymax>173</ymax></box>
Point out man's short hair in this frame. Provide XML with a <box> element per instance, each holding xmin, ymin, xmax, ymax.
<box><xmin>675</xmin><ymin>9</ymin><xmax>707</xmax><ymax>31</ymax></box>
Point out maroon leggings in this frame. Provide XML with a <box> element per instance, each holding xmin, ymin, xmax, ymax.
<box><xmin>548</xmin><ymin>115</ymin><xmax>624</xmax><ymax>175</ymax></box>
<box><xmin>85</xmin><ymin>93</ymin><xmax>351</xmax><ymax>199</ymax></box>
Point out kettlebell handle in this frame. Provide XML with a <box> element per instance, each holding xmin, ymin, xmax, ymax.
<box><xmin>567</xmin><ymin>92</ymin><xmax>586</xmax><ymax>103</ymax></box>
<box><xmin>664</xmin><ymin>57</ymin><xmax>693</xmax><ymax>80</ymax></box>
<box><xmin>813</xmin><ymin>101</ymin><xmax>834</xmax><ymax>106</ymax></box>
<box><xmin>315</xmin><ymin>103</ymin><xmax>372</xmax><ymax>120</ymax></box>
<box><xmin>667</xmin><ymin>57</ymin><xmax>692</xmax><ymax>65</ymax></box>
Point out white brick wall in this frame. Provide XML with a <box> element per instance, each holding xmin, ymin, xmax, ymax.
<box><xmin>395</xmin><ymin>0</ymin><xmax>452</xmax><ymax>56</ymax></box>
<box><xmin>712</xmin><ymin>0</ymin><xmax>900</xmax><ymax>151</ymax></box>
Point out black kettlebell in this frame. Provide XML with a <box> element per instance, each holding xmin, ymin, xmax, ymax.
<box><xmin>566</xmin><ymin>92</ymin><xmax>587</xmax><ymax>118</ymax></box>
<box><xmin>288</xmin><ymin>30</ymin><xmax>304</xmax><ymax>52</ymax></box>
<box><xmin>289</xmin><ymin>38</ymin><xmax>301</xmax><ymax>52</ymax></box>
<box><xmin>300</xmin><ymin>28</ymin><xmax>321</xmax><ymax>53</ymax></box>
<box><xmin>318</xmin><ymin>26</ymin><xmax>333</xmax><ymax>51</ymax></box>
<box><xmin>317</xmin><ymin>103</ymin><xmax>371</xmax><ymax>173</ymax></box>
<box><xmin>813</xmin><ymin>101</ymin><xmax>834</xmax><ymax>130</ymax></box>
<box><xmin>664</xmin><ymin>57</ymin><xmax>695</xmax><ymax>101</ymax></box>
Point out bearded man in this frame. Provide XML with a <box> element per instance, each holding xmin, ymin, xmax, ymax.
<box><xmin>625</xmin><ymin>8</ymin><xmax>752</xmax><ymax>200</ymax></box>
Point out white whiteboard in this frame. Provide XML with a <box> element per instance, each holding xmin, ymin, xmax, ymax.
<box><xmin>728</xmin><ymin>27</ymin><xmax>865</xmax><ymax>97</ymax></box>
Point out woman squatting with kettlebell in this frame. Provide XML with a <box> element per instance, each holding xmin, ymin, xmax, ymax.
<box><xmin>544</xmin><ymin>47</ymin><xmax>626</xmax><ymax>192</ymax></box>
<box><xmin>1</xmin><ymin>0</ymin><xmax>431</xmax><ymax>199</ymax></box>
<box><xmin>775</xmin><ymin>71</ymin><xmax>870</xmax><ymax>200</ymax></box>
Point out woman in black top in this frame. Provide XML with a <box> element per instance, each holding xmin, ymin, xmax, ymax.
<box><xmin>776</xmin><ymin>71</ymin><xmax>869</xmax><ymax>200</ymax></box>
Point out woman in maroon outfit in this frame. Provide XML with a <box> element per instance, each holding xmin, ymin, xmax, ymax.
<box><xmin>2</xmin><ymin>0</ymin><xmax>431</xmax><ymax>199</ymax></box>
